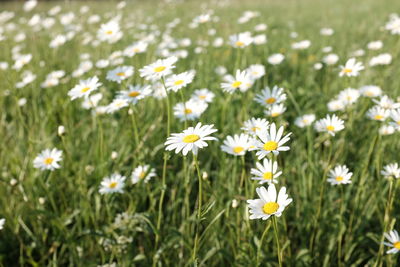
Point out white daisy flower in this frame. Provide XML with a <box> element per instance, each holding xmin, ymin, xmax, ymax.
<box><xmin>315</xmin><ymin>114</ymin><xmax>345</xmax><ymax>136</ymax></box>
<box><xmin>139</xmin><ymin>56</ymin><xmax>178</xmax><ymax>81</ymax></box>
<box><xmin>117</xmin><ymin>85</ymin><xmax>152</xmax><ymax>104</ymax></box>
<box><xmin>389</xmin><ymin>109</ymin><xmax>400</xmax><ymax>130</ymax></box>
<box><xmin>229</xmin><ymin>32</ymin><xmax>253</xmax><ymax>48</ymax></box>
<box><xmin>106</xmin><ymin>66</ymin><xmax>134</xmax><ymax>84</ymax></box>
<box><xmin>246</xmin><ymin>64</ymin><xmax>266</xmax><ymax>80</ymax></box>
<box><xmin>220</xmin><ymin>134</ymin><xmax>252</xmax><ymax>156</ymax></box>
<box><xmin>327</xmin><ymin>99</ymin><xmax>346</xmax><ymax>112</ymax></box>
<box><xmin>339</xmin><ymin>58</ymin><xmax>364</xmax><ymax>77</ymax></box>
<box><xmin>165</xmin><ymin>123</ymin><xmax>218</xmax><ymax>156</ymax></box>
<box><xmin>220</xmin><ymin>70</ymin><xmax>252</xmax><ymax>94</ymax></box>
<box><xmin>247</xmin><ymin>184</ymin><xmax>293</xmax><ymax>220</ymax></box>
<box><xmin>327</xmin><ymin>165</ymin><xmax>352</xmax><ymax>185</ymax></box>
<box><xmin>33</xmin><ymin>148</ymin><xmax>63</xmax><ymax>171</ymax></box>
<box><xmin>97</xmin><ymin>20</ymin><xmax>122</xmax><ymax>44</ymax></box>
<box><xmin>68</xmin><ymin>76</ymin><xmax>102</xmax><ymax>100</ymax></box>
<box><xmin>384</xmin><ymin>230</ymin><xmax>400</xmax><ymax>254</ymax></box>
<box><xmin>82</xmin><ymin>93</ymin><xmax>103</xmax><ymax>109</ymax></box>
<box><xmin>242</xmin><ymin>117</ymin><xmax>270</xmax><ymax>136</ymax></box>
<box><xmin>373</xmin><ymin>95</ymin><xmax>400</xmax><ymax>110</ymax></box>
<box><xmin>105</xmin><ymin>98</ymin><xmax>129</xmax><ymax>114</ymax></box>
<box><xmin>359</xmin><ymin>85</ymin><xmax>382</xmax><ymax>98</ymax></box>
<box><xmin>0</xmin><ymin>218</ymin><xmax>4</xmax><ymax>230</ymax></box>
<box><xmin>123</xmin><ymin>41</ymin><xmax>148</xmax><ymax>57</ymax></box>
<box><xmin>191</xmin><ymin>89</ymin><xmax>215</xmax><ymax>103</ymax></box>
<box><xmin>165</xmin><ymin>71</ymin><xmax>195</xmax><ymax>92</ymax></box>
<box><xmin>173</xmin><ymin>99</ymin><xmax>208</xmax><ymax>121</ymax></box>
<box><xmin>381</xmin><ymin>163</ymin><xmax>400</xmax><ymax>179</ymax></box>
<box><xmin>295</xmin><ymin>114</ymin><xmax>316</xmax><ymax>128</ymax></box>
<box><xmin>265</xmin><ymin>103</ymin><xmax>286</xmax><ymax>118</ymax></box>
<box><xmin>268</xmin><ymin>53</ymin><xmax>285</xmax><ymax>65</ymax></box>
<box><xmin>379</xmin><ymin>124</ymin><xmax>396</xmax><ymax>135</ymax></box>
<box><xmin>99</xmin><ymin>174</ymin><xmax>126</xmax><ymax>194</ymax></box>
<box><xmin>251</xmin><ymin>158</ymin><xmax>282</xmax><ymax>184</ymax></box>
<box><xmin>366</xmin><ymin>106</ymin><xmax>390</xmax><ymax>121</ymax></box>
<box><xmin>338</xmin><ymin>88</ymin><xmax>360</xmax><ymax>106</ymax></box>
<box><xmin>254</xmin><ymin>86</ymin><xmax>287</xmax><ymax>106</ymax></box>
<box><xmin>131</xmin><ymin>165</ymin><xmax>156</xmax><ymax>184</ymax></box>
<box><xmin>252</xmin><ymin>123</ymin><xmax>291</xmax><ymax>159</ymax></box>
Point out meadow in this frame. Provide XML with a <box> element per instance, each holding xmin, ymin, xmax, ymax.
<box><xmin>1</xmin><ymin>0</ymin><xmax>400</xmax><ymax>266</ymax></box>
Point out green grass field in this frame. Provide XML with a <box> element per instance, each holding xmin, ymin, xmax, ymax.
<box><xmin>1</xmin><ymin>0</ymin><xmax>400</xmax><ymax>266</ymax></box>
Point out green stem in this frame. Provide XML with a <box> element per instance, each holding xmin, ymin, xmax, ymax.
<box><xmin>272</xmin><ymin>216</ymin><xmax>283</xmax><ymax>267</ymax></box>
<box><xmin>256</xmin><ymin>221</ymin><xmax>272</xmax><ymax>266</ymax></box>
<box><xmin>192</xmin><ymin>154</ymin><xmax>203</xmax><ymax>263</ymax></box>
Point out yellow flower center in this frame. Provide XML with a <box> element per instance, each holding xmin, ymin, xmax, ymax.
<box><xmin>44</xmin><ymin>157</ymin><xmax>54</xmax><ymax>165</ymax></box>
<box><xmin>184</xmin><ymin>108</ymin><xmax>192</xmax><ymax>114</ymax></box>
<box><xmin>139</xmin><ymin>172</ymin><xmax>145</xmax><ymax>179</ymax></box>
<box><xmin>374</xmin><ymin>115</ymin><xmax>383</xmax><ymax>120</ymax></box>
<box><xmin>129</xmin><ymin>91</ymin><xmax>140</xmax><ymax>97</ymax></box>
<box><xmin>263</xmin><ymin>141</ymin><xmax>278</xmax><ymax>151</ymax></box>
<box><xmin>336</xmin><ymin>176</ymin><xmax>344</xmax><ymax>182</ymax></box>
<box><xmin>326</xmin><ymin>125</ymin><xmax>335</xmax><ymax>131</ymax></box>
<box><xmin>271</xmin><ymin>112</ymin><xmax>280</xmax><ymax>117</ymax></box>
<box><xmin>233</xmin><ymin>146</ymin><xmax>244</xmax><ymax>154</ymax></box>
<box><xmin>366</xmin><ymin>91</ymin><xmax>374</xmax><ymax>97</ymax></box>
<box><xmin>81</xmin><ymin>87</ymin><xmax>90</xmax><ymax>93</ymax></box>
<box><xmin>262</xmin><ymin>202</ymin><xmax>279</xmax><ymax>214</ymax></box>
<box><xmin>199</xmin><ymin>95</ymin><xmax>206</xmax><ymax>100</ymax></box>
<box><xmin>133</xmin><ymin>48</ymin><xmax>140</xmax><ymax>52</ymax></box>
<box><xmin>251</xmin><ymin>126</ymin><xmax>260</xmax><ymax>132</ymax></box>
<box><xmin>231</xmin><ymin>81</ymin><xmax>242</xmax><ymax>88</ymax></box>
<box><xmin>174</xmin><ymin>80</ymin><xmax>184</xmax><ymax>85</ymax></box>
<box><xmin>343</xmin><ymin>68</ymin><xmax>352</xmax><ymax>73</ymax></box>
<box><xmin>235</xmin><ymin>41</ymin><xmax>245</xmax><ymax>47</ymax></box>
<box><xmin>265</xmin><ymin>97</ymin><xmax>276</xmax><ymax>104</ymax></box>
<box><xmin>183</xmin><ymin>134</ymin><xmax>200</xmax><ymax>143</ymax></box>
<box><xmin>154</xmin><ymin>66</ymin><xmax>166</xmax><ymax>72</ymax></box>
<box><xmin>106</xmin><ymin>30</ymin><xmax>113</xmax><ymax>35</ymax></box>
<box><xmin>116</xmin><ymin>72</ymin><xmax>125</xmax><ymax>77</ymax></box>
<box><xmin>263</xmin><ymin>172</ymin><xmax>273</xmax><ymax>180</ymax></box>
<box><xmin>109</xmin><ymin>182</ymin><xmax>117</xmax><ymax>188</ymax></box>
<box><xmin>394</xmin><ymin>242</ymin><xmax>400</xmax><ymax>249</ymax></box>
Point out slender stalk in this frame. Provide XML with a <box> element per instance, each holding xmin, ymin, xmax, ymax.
<box><xmin>192</xmin><ymin>154</ymin><xmax>203</xmax><ymax>263</ymax></box>
<box><xmin>155</xmin><ymin>77</ymin><xmax>171</xmax><ymax>251</ymax></box>
<box><xmin>130</xmin><ymin>107</ymin><xmax>140</xmax><ymax>149</ymax></box>
<box><xmin>374</xmin><ymin>178</ymin><xmax>397</xmax><ymax>267</ymax></box>
<box><xmin>272</xmin><ymin>216</ymin><xmax>283</xmax><ymax>267</ymax></box>
<box><xmin>338</xmin><ymin>186</ymin><xmax>344</xmax><ymax>267</ymax></box>
<box><xmin>256</xmin><ymin>221</ymin><xmax>272</xmax><ymax>266</ymax></box>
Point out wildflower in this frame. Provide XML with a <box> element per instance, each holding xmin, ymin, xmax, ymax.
<box><xmin>366</xmin><ymin>106</ymin><xmax>390</xmax><ymax>121</ymax></box>
<box><xmin>105</xmin><ymin>98</ymin><xmax>129</xmax><ymax>113</ymax></box>
<box><xmin>229</xmin><ymin>32</ymin><xmax>253</xmax><ymax>48</ymax></box>
<box><xmin>106</xmin><ymin>66</ymin><xmax>134</xmax><ymax>83</ymax></box>
<box><xmin>242</xmin><ymin>117</ymin><xmax>270</xmax><ymax>136</ymax></box>
<box><xmin>99</xmin><ymin>174</ymin><xmax>126</xmax><ymax>194</ymax></box>
<box><xmin>384</xmin><ymin>230</ymin><xmax>400</xmax><ymax>254</ymax></box>
<box><xmin>165</xmin><ymin>123</ymin><xmax>218</xmax><ymax>156</ymax></box>
<box><xmin>0</xmin><ymin>218</ymin><xmax>5</xmax><ymax>230</ymax></box>
<box><xmin>327</xmin><ymin>165</ymin><xmax>352</xmax><ymax>185</ymax></box>
<box><xmin>139</xmin><ymin>56</ymin><xmax>178</xmax><ymax>81</ymax></box>
<box><xmin>254</xmin><ymin>86</ymin><xmax>287</xmax><ymax>106</ymax></box>
<box><xmin>295</xmin><ymin>114</ymin><xmax>316</xmax><ymax>128</ymax></box>
<box><xmin>359</xmin><ymin>85</ymin><xmax>382</xmax><ymax>98</ymax></box>
<box><xmin>265</xmin><ymin>103</ymin><xmax>286</xmax><ymax>118</ymax></box>
<box><xmin>131</xmin><ymin>165</ymin><xmax>156</xmax><ymax>184</ymax></box>
<box><xmin>252</xmin><ymin>123</ymin><xmax>291</xmax><ymax>159</ymax></box>
<box><xmin>173</xmin><ymin>99</ymin><xmax>208</xmax><ymax>121</ymax></box>
<box><xmin>68</xmin><ymin>76</ymin><xmax>101</xmax><ymax>100</ymax></box>
<box><xmin>117</xmin><ymin>85</ymin><xmax>152</xmax><ymax>104</ymax></box>
<box><xmin>221</xmin><ymin>70</ymin><xmax>252</xmax><ymax>93</ymax></box>
<box><xmin>220</xmin><ymin>134</ymin><xmax>252</xmax><ymax>156</ymax></box>
<box><xmin>33</xmin><ymin>148</ymin><xmax>63</xmax><ymax>171</ymax></box>
<box><xmin>268</xmin><ymin>53</ymin><xmax>285</xmax><ymax>65</ymax></box>
<box><xmin>191</xmin><ymin>89</ymin><xmax>215</xmax><ymax>103</ymax></box>
<box><xmin>165</xmin><ymin>71</ymin><xmax>195</xmax><ymax>92</ymax></box>
<box><xmin>339</xmin><ymin>58</ymin><xmax>364</xmax><ymax>77</ymax></box>
<box><xmin>389</xmin><ymin>109</ymin><xmax>400</xmax><ymax>130</ymax></box>
<box><xmin>315</xmin><ymin>114</ymin><xmax>345</xmax><ymax>136</ymax></box>
<box><xmin>247</xmin><ymin>184</ymin><xmax>292</xmax><ymax>220</ymax></box>
<box><xmin>381</xmin><ymin>163</ymin><xmax>400</xmax><ymax>179</ymax></box>
<box><xmin>251</xmin><ymin>159</ymin><xmax>282</xmax><ymax>184</ymax></box>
